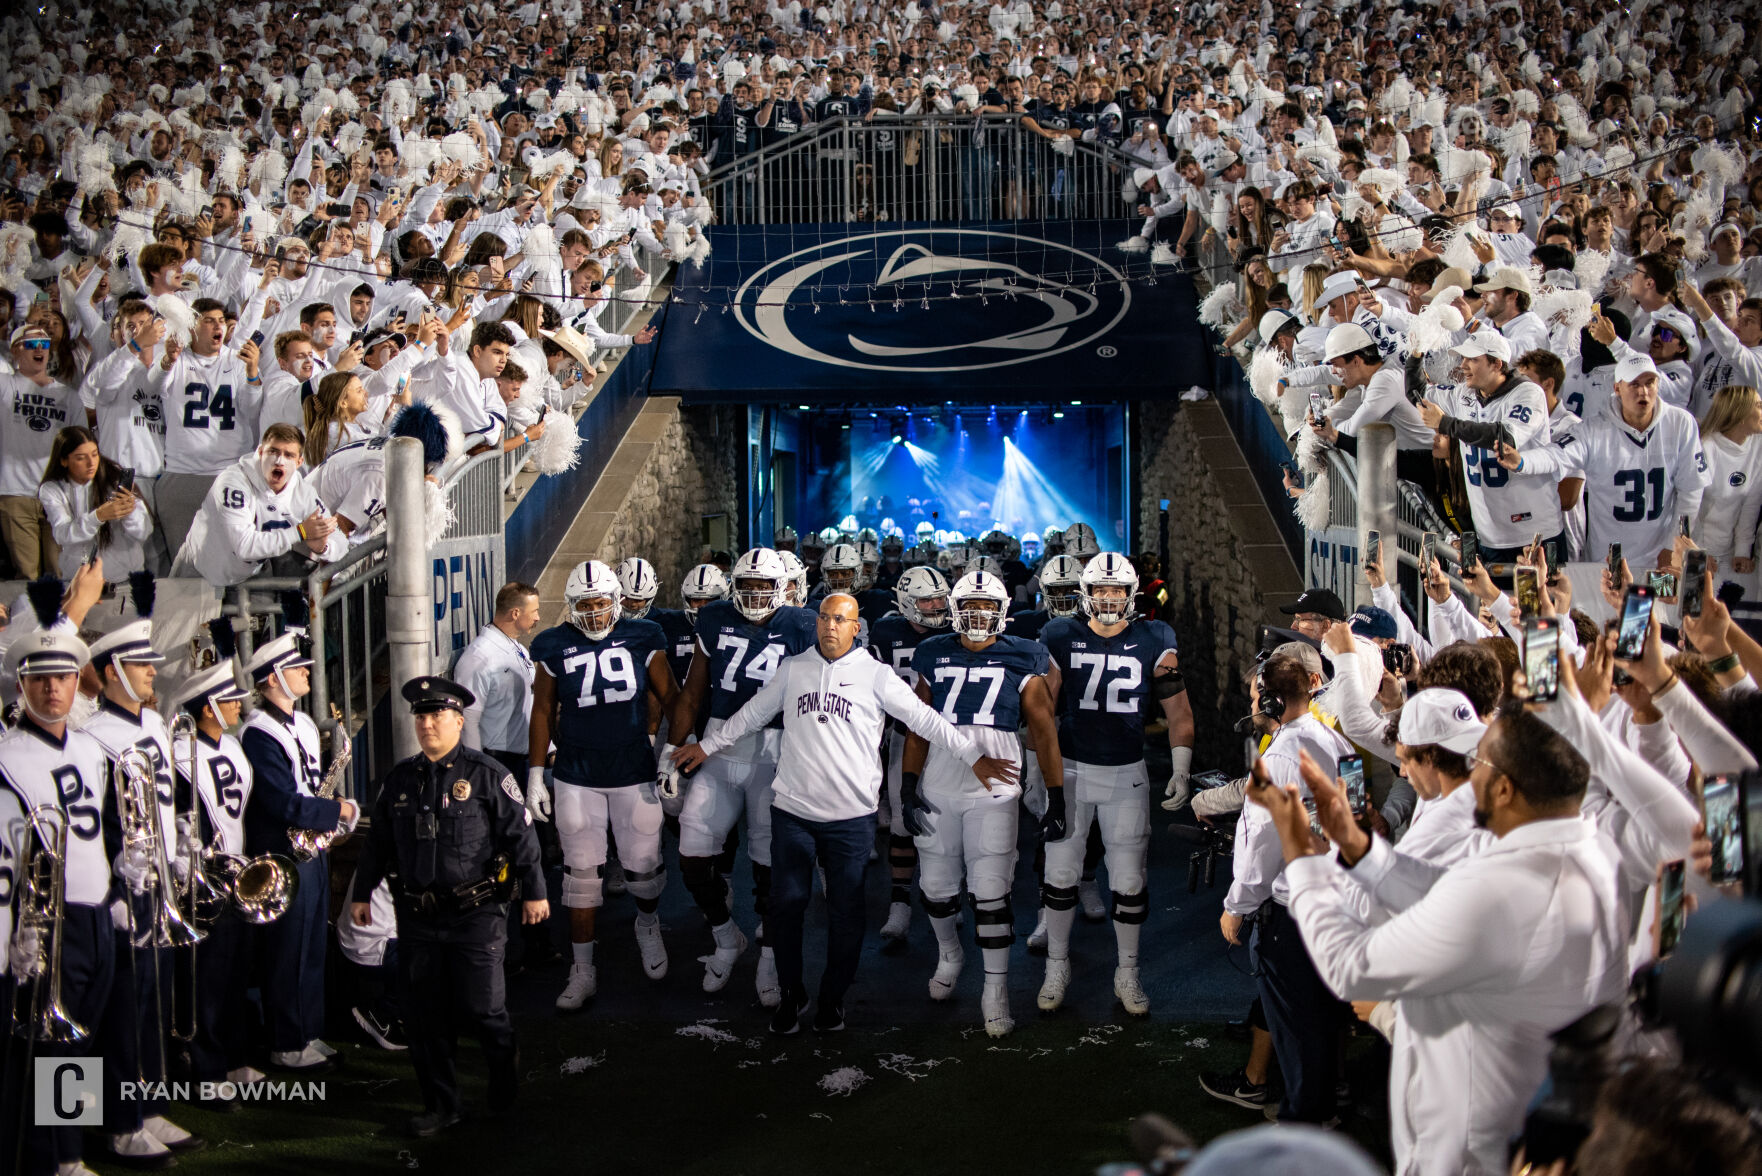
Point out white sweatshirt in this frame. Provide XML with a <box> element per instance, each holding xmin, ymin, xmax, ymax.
<box><xmin>698</xmin><ymin>643</ymin><xmax>981</xmax><ymax>823</ymax></box>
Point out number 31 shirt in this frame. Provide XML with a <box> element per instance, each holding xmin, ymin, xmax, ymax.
<box><xmin>532</xmin><ymin>616</ymin><xmax>667</xmax><ymax>788</ymax></box>
<box><xmin>1041</xmin><ymin>616</ymin><xmax>1178</xmax><ymax>766</ymax></box>
<box><xmin>1575</xmin><ymin>402</ymin><xmax>1710</xmax><ymax>564</ymax></box>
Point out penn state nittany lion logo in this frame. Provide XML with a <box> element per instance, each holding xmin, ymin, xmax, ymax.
<box><xmin>1733</xmin><ymin>472</ymin><xmax>1747</xmax><ymax>488</ymax></box>
<box><xmin>733</xmin><ymin>229</ymin><xmax>1131</xmax><ymax>373</ymax></box>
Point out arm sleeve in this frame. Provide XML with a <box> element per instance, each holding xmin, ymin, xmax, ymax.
<box><xmin>211</xmin><ymin>474</ymin><xmax>303</xmax><ymax>561</ymax></box>
<box><xmin>350</xmin><ymin>780</ymin><xmax>395</xmax><ymax>901</ymax></box>
<box><xmin>1650</xmin><ymin>681</ymin><xmax>1759</xmax><ymax>776</ymax></box>
<box><xmin>1317</xmin><ymin>649</ymin><xmax>1398</xmax><ymax>761</ymax></box>
<box><xmin>39</xmin><ymin>484</ymin><xmax>99</xmax><ymax>548</ymax></box>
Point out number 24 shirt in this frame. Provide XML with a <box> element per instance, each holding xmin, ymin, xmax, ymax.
<box><xmin>1041</xmin><ymin>616</ymin><xmax>1178</xmax><ymax>766</ymax></box>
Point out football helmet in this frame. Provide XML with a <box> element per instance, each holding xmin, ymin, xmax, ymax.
<box><xmin>855</xmin><ymin>539</ymin><xmax>881</xmax><ymax>590</ymax></box>
<box><xmin>983</xmin><ymin>529</ymin><xmax>1009</xmax><ymax>557</ymax></box>
<box><xmin>564</xmin><ymin>559</ymin><xmax>623</xmax><ymax>639</ymax></box>
<box><xmin>968</xmin><ymin>554</ymin><xmax>1004</xmax><ymax>579</ymax></box>
<box><xmin>1039</xmin><ymin>554</ymin><xmax>1084</xmax><ymax>618</ymax></box>
<box><xmin>895</xmin><ymin>566</ymin><xmax>951</xmax><ymax>629</ymax></box>
<box><xmin>950</xmin><ymin>571</ymin><xmax>1010</xmax><ymax>640</ymax></box>
<box><xmin>821</xmin><ymin>543</ymin><xmax>861</xmax><ymax>593</ymax></box>
<box><xmin>1042</xmin><ymin>525</ymin><xmax>1067</xmax><ymax>556</ymax></box>
<box><xmin>730</xmin><ymin>547</ymin><xmax>790</xmax><ymax>622</ymax></box>
<box><xmin>681</xmin><ymin>563</ymin><xmax>729</xmax><ymax>620</ymax></box>
<box><xmin>1080</xmin><ymin>552</ymin><xmax>1139</xmax><ymax>625</ymax></box>
<box><xmin>615</xmin><ymin>557</ymin><xmax>659</xmax><ymax>620</ymax></box>
<box><xmin>776</xmin><ymin>550</ymin><xmax>809</xmax><ymax>605</ymax></box>
<box><xmin>1063</xmin><ymin>522</ymin><xmax>1101</xmax><ymax>563</ymax></box>
<box><xmin>773</xmin><ymin>524</ymin><xmax>799</xmax><ymax>552</ymax></box>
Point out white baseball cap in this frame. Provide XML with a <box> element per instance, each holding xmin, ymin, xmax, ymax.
<box><xmin>1396</xmin><ymin>688</ymin><xmax>1487</xmax><ymax>753</ymax></box>
<box><xmin>1450</xmin><ymin>332</ymin><xmax>1512</xmax><ymax>363</ymax></box>
<box><xmin>1614</xmin><ymin>351</ymin><xmax>1659</xmax><ymax>384</ymax></box>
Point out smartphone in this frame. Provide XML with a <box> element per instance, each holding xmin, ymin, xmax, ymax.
<box><xmin>115</xmin><ymin>466</ymin><xmax>136</xmax><ymax>494</ymax></box>
<box><xmin>1524</xmin><ymin>616</ymin><xmax>1560</xmax><ymax>702</ymax></box>
<box><xmin>1338</xmin><ymin>754</ymin><xmax>1367</xmax><ymax>819</ymax></box>
<box><xmin>1680</xmin><ymin>549</ymin><xmax>1708</xmax><ymax>618</ymax></box>
<box><xmin>1458</xmin><ymin>529</ymin><xmax>1478</xmax><ymax>573</ymax></box>
<box><xmin>249</xmin><ymin>329</ymin><xmax>265</xmax><ymax>347</ymax></box>
<box><xmin>1308</xmin><ymin>389</ymin><xmax>1329</xmax><ymax>421</ymax></box>
<box><xmin>1366</xmin><ymin>528</ymin><xmax>1382</xmax><ymax>566</ymax></box>
<box><xmin>1647</xmin><ymin>569</ymin><xmax>1678</xmax><ymax>599</ymax></box>
<box><xmin>1515</xmin><ymin>566</ymin><xmax>1542</xmax><ymax>615</ymax></box>
<box><xmin>1679</xmin><ymin>514</ymin><xmax>1692</xmax><ymax>540</ymax></box>
<box><xmin>1542</xmin><ymin>538</ymin><xmax>1560</xmax><ymax>573</ymax></box>
<box><xmin>1606</xmin><ymin>542</ymin><xmax>1623</xmax><ymax>585</ymax></box>
<box><xmin>1614</xmin><ymin>584</ymin><xmax>1655</xmax><ymax>660</ymax></box>
<box><xmin>1656</xmin><ymin>859</ymin><xmax>1687</xmax><ymax>957</ymax></box>
<box><xmin>1421</xmin><ymin>530</ymin><xmax>1439</xmax><ymax>577</ymax></box>
<box><xmin>33</xmin><ymin>290</ymin><xmax>49</xmax><ymax>305</ymax></box>
<box><xmin>1703</xmin><ymin>774</ymin><xmax>1744</xmax><ymax>885</ymax></box>
<box><xmin>201</xmin><ymin>204</ymin><xmax>213</xmax><ymax>219</ymax></box>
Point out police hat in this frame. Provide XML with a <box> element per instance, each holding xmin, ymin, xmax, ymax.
<box><xmin>403</xmin><ymin>676</ymin><xmax>475</xmax><ymax>714</ymax></box>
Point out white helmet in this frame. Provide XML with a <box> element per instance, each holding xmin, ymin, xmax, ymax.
<box><xmin>821</xmin><ymin>542</ymin><xmax>862</xmax><ymax>593</ymax></box>
<box><xmin>935</xmin><ymin>547</ymin><xmax>957</xmax><ymax>574</ymax></box>
<box><xmin>894</xmin><ymin>566</ymin><xmax>951</xmax><ymax>629</ymax></box>
<box><xmin>731</xmin><ymin>547</ymin><xmax>790</xmax><ymax>622</ymax></box>
<box><xmin>1064</xmin><ymin>522</ymin><xmax>1101</xmax><ymax>563</ymax></box>
<box><xmin>1080</xmin><ymin>552</ymin><xmax>1139</xmax><ymax>625</ymax></box>
<box><xmin>615</xmin><ymin>557</ymin><xmax>659</xmax><ymax>619</ymax></box>
<box><xmin>855</xmin><ymin>539</ymin><xmax>881</xmax><ymax>590</ymax></box>
<box><xmin>944</xmin><ymin>543</ymin><xmax>970</xmax><ymax>579</ymax></box>
<box><xmin>681</xmin><ymin>563</ymin><xmax>729</xmax><ymax>620</ymax></box>
<box><xmin>1039</xmin><ymin>554</ymin><xmax>1084</xmax><ymax>617</ymax></box>
<box><xmin>801</xmin><ymin>529</ymin><xmax>827</xmax><ymax>556</ymax></box>
<box><xmin>915</xmin><ymin>520</ymin><xmax>935</xmax><ymax>540</ymax></box>
<box><xmin>950</xmin><ymin>571</ymin><xmax>1010</xmax><ymax>640</ymax></box>
<box><xmin>1021</xmin><ymin>532</ymin><xmax>1042</xmax><ymax>560</ymax></box>
<box><xmin>817</xmin><ymin>525</ymin><xmax>840</xmax><ymax>547</ymax></box>
<box><xmin>774</xmin><ymin>524</ymin><xmax>799</xmax><ymax>551</ymax></box>
<box><xmin>725</xmin><ymin>553</ymin><xmax>789</xmax><ymax>624</ymax></box>
<box><xmin>776</xmin><ymin>549</ymin><xmax>809</xmax><ymax>605</ymax></box>
<box><xmin>968</xmin><ymin>554</ymin><xmax>1004</xmax><ymax>579</ymax></box>
<box><xmin>564</xmin><ymin>559</ymin><xmax>623</xmax><ymax>639</ymax></box>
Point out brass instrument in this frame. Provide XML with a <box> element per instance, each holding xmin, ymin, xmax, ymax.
<box><xmin>10</xmin><ymin>805</ymin><xmax>87</xmax><ymax>1043</ymax></box>
<box><xmin>115</xmin><ymin>746</ymin><xmax>204</xmax><ymax>949</ymax></box>
<box><xmin>288</xmin><ymin>722</ymin><xmax>352</xmax><ymax>861</ymax></box>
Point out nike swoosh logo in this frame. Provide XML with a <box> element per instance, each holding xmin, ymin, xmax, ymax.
<box><xmin>1123</xmin><ymin>644</ymin><xmax>1138</xmax><ymax>650</ymax></box>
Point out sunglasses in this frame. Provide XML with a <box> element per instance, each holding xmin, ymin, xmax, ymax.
<box><xmin>1654</xmin><ymin>328</ymin><xmax>1680</xmax><ymax>343</ymax></box>
<box><xmin>17</xmin><ymin>338</ymin><xmax>50</xmax><ymax>350</ymax></box>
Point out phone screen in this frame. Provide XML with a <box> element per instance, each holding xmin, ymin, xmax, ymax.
<box><xmin>1421</xmin><ymin>531</ymin><xmax>1439</xmax><ymax>577</ymax></box>
<box><xmin>1338</xmin><ymin>755</ymin><xmax>1366</xmax><ymax>818</ymax></box>
<box><xmin>1647</xmin><ymin>569</ymin><xmax>1678</xmax><ymax>599</ymax></box>
<box><xmin>1606</xmin><ymin>542</ymin><xmax>1623</xmax><ymax>583</ymax></box>
<box><xmin>1680</xmin><ymin>549</ymin><xmax>1707</xmax><ymax>618</ymax></box>
<box><xmin>1366</xmin><ymin>528</ymin><xmax>1381</xmax><ymax>566</ymax></box>
<box><xmin>1515</xmin><ymin>567</ymin><xmax>1541</xmax><ymax>615</ymax></box>
<box><xmin>1459</xmin><ymin>530</ymin><xmax>1478</xmax><ymax>573</ymax></box>
<box><xmin>1656</xmin><ymin>859</ymin><xmax>1687</xmax><ymax>957</ymax></box>
<box><xmin>115</xmin><ymin>466</ymin><xmax>136</xmax><ymax>494</ymax></box>
<box><xmin>1614</xmin><ymin>586</ymin><xmax>1654</xmax><ymax>660</ymax></box>
<box><xmin>1708</xmin><ymin>776</ymin><xmax>1751</xmax><ymax>881</ymax></box>
<box><xmin>1524</xmin><ymin>616</ymin><xmax>1559</xmax><ymax>702</ymax></box>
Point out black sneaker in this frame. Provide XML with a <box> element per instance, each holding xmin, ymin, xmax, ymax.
<box><xmin>1199</xmin><ymin>1068</ymin><xmax>1269</xmax><ymax>1110</ymax></box>
<box><xmin>353</xmin><ymin>1005</ymin><xmax>409</xmax><ymax>1051</ymax></box>
<box><xmin>408</xmin><ymin>1109</ymin><xmax>463</xmax><ymax>1138</ymax></box>
<box><xmin>812</xmin><ymin>1002</ymin><xmax>845</xmax><ymax>1033</ymax></box>
<box><xmin>769</xmin><ymin>991</ymin><xmax>810</xmax><ymax>1036</ymax></box>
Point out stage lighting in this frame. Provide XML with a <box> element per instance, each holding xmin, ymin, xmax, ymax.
<box><xmin>1053</xmin><ymin>410</ymin><xmax>1065</xmax><ymax>419</ymax></box>
<box><xmin>891</xmin><ymin>435</ymin><xmax>903</xmax><ymax>445</ymax></box>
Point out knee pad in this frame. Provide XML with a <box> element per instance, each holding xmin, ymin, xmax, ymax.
<box><xmin>916</xmin><ymin>851</ymin><xmax>962</xmax><ymax>906</ymax></box>
<box><xmin>1104</xmin><ymin>851</ymin><xmax>1146</xmax><ymax>896</ymax></box>
<box><xmin>624</xmin><ymin>862</ymin><xmax>667</xmax><ymax>903</ymax></box>
<box><xmin>1041</xmin><ymin>882</ymin><xmax>1079</xmax><ymax>911</ymax></box>
<box><xmin>561</xmin><ymin>867</ymin><xmax>603</xmax><ymax>909</ymax></box>
<box><xmin>751</xmin><ymin>862</ymin><xmax>771</xmax><ymax>918</ymax></box>
<box><xmin>679</xmin><ymin>854</ymin><xmax>724</xmax><ymax>910</ymax></box>
<box><xmin>920</xmin><ymin>891</ymin><xmax>962</xmax><ymax>919</ymax></box>
<box><xmin>1111</xmin><ymin>889</ymin><xmax>1148</xmax><ymax>925</ymax></box>
<box><xmin>974</xmin><ymin>896</ymin><xmax>1014</xmax><ymax>949</ymax></box>
<box><xmin>887</xmin><ymin>833</ymin><xmax>917</xmax><ymax>870</ymax></box>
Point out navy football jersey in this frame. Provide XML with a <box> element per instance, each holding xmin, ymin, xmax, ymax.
<box><xmin>694</xmin><ymin>599</ymin><xmax>818</xmax><ymax>721</ymax></box>
<box><xmin>807</xmin><ymin>582</ymin><xmax>893</xmax><ymax>624</ymax></box>
<box><xmin>1005</xmin><ymin>609</ymin><xmax>1052</xmax><ymax>641</ymax></box>
<box><xmin>532</xmin><ymin>616</ymin><xmax>667</xmax><ymax>787</ymax></box>
<box><xmin>868</xmin><ymin>613</ymin><xmax>933</xmax><ymax>687</ymax></box>
<box><xmin>912</xmin><ymin>634</ymin><xmax>1050</xmax><ymax>729</ymax></box>
<box><xmin>1042</xmin><ymin>616</ymin><xmax>1179</xmax><ymax>766</ymax></box>
<box><xmin>651</xmin><ymin>606</ymin><xmax>697</xmax><ymax>687</ymax></box>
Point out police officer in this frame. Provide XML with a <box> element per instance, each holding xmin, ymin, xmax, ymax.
<box><xmin>350</xmin><ymin>676</ymin><xmax>547</xmax><ymax>1138</ymax></box>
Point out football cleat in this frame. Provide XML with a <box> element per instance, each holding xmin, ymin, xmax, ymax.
<box><xmin>928</xmin><ymin>949</ymin><xmax>965</xmax><ymax>1001</ymax></box>
<box><xmin>1037</xmin><ymin>958</ymin><xmax>1070</xmax><ymax>1012</ymax></box>
<box><xmin>556</xmin><ymin>962</ymin><xmax>597</xmax><ymax>1011</ymax></box>
<box><xmin>1114</xmin><ymin>966</ymin><xmax>1150</xmax><ymax>1016</ymax></box>
<box><xmin>982</xmin><ymin>983</ymin><xmax>1015</xmax><ymax>1038</ymax></box>
<box><xmin>635</xmin><ymin>916</ymin><xmax>668</xmax><ymax>980</ymax></box>
<box><xmin>699</xmin><ymin>926</ymin><xmax>748</xmax><ymax>993</ymax></box>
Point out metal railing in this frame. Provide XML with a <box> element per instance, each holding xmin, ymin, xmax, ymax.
<box><xmin>1318</xmin><ymin>445</ymin><xmax>1473</xmax><ymax>628</ymax></box>
<box><xmin>704</xmin><ymin>114</ymin><xmax>1155</xmax><ymax>224</ymax></box>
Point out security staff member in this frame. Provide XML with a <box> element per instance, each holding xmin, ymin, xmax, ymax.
<box><xmin>350</xmin><ymin>676</ymin><xmax>547</xmax><ymax>1138</ymax></box>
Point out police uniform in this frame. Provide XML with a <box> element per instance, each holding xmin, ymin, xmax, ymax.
<box><xmin>352</xmin><ymin>677</ymin><xmax>544</xmax><ymax>1134</ymax></box>
<box><xmin>239</xmin><ymin>636</ymin><xmax>340</xmax><ymax>1068</ymax></box>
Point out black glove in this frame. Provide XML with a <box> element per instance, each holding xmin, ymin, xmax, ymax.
<box><xmin>1042</xmin><ymin>787</ymin><xmax>1068</xmax><ymax>842</ymax></box>
<box><xmin>901</xmin><ymin>771</ymin><xmax>933</xmax><ymax>838</ymax></box>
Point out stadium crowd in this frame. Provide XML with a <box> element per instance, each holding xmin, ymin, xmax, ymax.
<box><xmin>1</xmin><ymin>0</ymin><xmax>1762</xmax><ymax>1172</ymax></box>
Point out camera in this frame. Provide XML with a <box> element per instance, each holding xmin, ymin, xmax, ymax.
<box><xmin>1383</xmin><ymin>642</ymin><xmax>1416</xmax><ymax>677</ymax></box>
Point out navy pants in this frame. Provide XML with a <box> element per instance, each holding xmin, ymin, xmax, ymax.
<box><xmin>18</xmin><ymin>902</ymin><xmax>115</xmax><ymax>1173</ymax></box>
<box><xmin>99</xmin><ymin>920</ymin><xmax>172</xmax><ymax>1132</ymax></box>
<box><xmin>189</xmin><ymin>911</ymin><xmax>251</xmax><ymax>1084</ymax></box>
<box><xmin>1253</xmin><ymin>900</ymin><xmax>1343</xmax><ymax>1123</ymax></box>
<box><xmin>260</xmin><ymin>853</ymin><xmax>330</xmax><ymax>1051</ymax></box>
<box><xmin>770</xmin><ymin>805</ymin><xmax>875</xmax><ymax>1010</ymax></box>
<box><xmin>396</xmin><ymin>904</ymin><xmax>516</xmax><ymax>1117</ymax></box>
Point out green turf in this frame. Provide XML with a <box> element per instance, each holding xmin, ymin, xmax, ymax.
<box><xmin>96</xmin><ymin>1015</ymin><xmax>1389</xmax><ymax>1175</ymax></box>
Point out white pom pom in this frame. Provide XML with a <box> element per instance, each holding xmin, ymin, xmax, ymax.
<box><xmin>248</xmin><ymin>148</ymin><xmax>287</xmax><ymax>195</ymax></box>
<box><xmin>1534</xmin><ymin>287</ymin><xmax>1593</xmax><ymax>337</ymax></box>
<box><xmin>1295</xmin><ymin>470</ymin><xmax>1331</xmax><ymax>530</ymax></box>
<box><xmin>1197</xmin><ymin>284</ymin><xmax>1240</xmax><ymax>331</ymax></box>
<box><xmin>1574</xmin><ymin>248</ymin><xmax>1612</xmax><ymax>295</ymax></box>
<box><xmin>154</xmin><ymin>294</ymin><xmax>196</xmax><ymax>349</ymax></box>
<box><xmin>1407</xmin><ymin>295</ymin><xmax>1466</xmax><ymax>356</ymax></box>
<box><xmin>423</xmin><ymin>478</ymin><xmax>455</xmax><ymax>547</ymax></box>
<box><xmin>441</xmin><ymin>131</ymin><xmax>482</xmax><ymax>171</ymax></box>
<box><xmin>525</xmin><ymin>149</ymin><xmax>574</xmax><ymax>179</ymax></box>
<box><xmin>336</xmin><ymin>121</ymin><xmax>365</xmax><ymax>159</ymax></box>
<box><xmin>1249</xmin><ymin>345</ymin><xmax>1289</xmax><ymax>407</ymax></box>
<box><xmin>1440</xmin><ymin>225</ymin><xmax>1484</xmax><ymax>273</ymax></box>
<box><xmin>521</xmin><ymin>222</ymin><xmax>558</xmax><ymax>261</ymax></box>
<box><xmin>530</xmin><ymin>410</ymin><xmax>583</xmax><ymax>475</ymax></box>
<box><xmin>399</xmin><ymin>137</ymin><xmax>444</xmax><ymax>175</ymax></box>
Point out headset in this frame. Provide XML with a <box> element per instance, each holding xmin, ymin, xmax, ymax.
<box><xmin>1254</xmin><ymin>663</ymin><xmax>1286</xmax><ymax>721</ymax></box>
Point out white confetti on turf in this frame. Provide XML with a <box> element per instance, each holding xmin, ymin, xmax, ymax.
<box><xmin>817</xmin><ymin>1067</ymin><xmax>871</xmax><ymax>1096</ymax></box>
<box><xmin>1069</xmin><ymin>1024</ymin><xmax>1125</xmax><ymax>1051</ymax></box>
<box><xmin>1189</xmin><ymin>1038</ymin><xmax>1210</xmax><ymax>1049</ymax></box>
<box><xmin>876</xmin><ymin>1053</ymin><xmax>959</xmax><ymax>1082</ymax></box>
<box><xmin>559</xmin><ymin>1052</ymin><xmax>607</xmax><ymax>1075</ymax></box>
<box><xmin>809</xmin><ymin>1112</ymin><xmax>833</xmax><ymax>1121</ymax></box>
<box><xmin>677</xmin><ymin>1020</ymin><xmax>740</xmax><ymax>1045</ymax></box>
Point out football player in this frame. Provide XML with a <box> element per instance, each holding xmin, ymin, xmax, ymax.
<box><xmin>528</xmin><ymin>560</ymin><xmax>678</xmax><ymax>1009</ymax></box>
<box><xmin>867</xmin><ymin>565</ymin><xmax>953</xmax><ymax>947</ymax></box>
<box><xmin>664</xmin><ymin>548</ymin><xmax>817</xmax><ymax>1005</ymax></box>
<box><xmin>1037</xmin><ymin>553</ymin><xmax>1194</xmax><ymax>1016</ymax></box>
<box><xmin>903</xmin><ymin>571</ymin><xmax>1064</xmax><ymax>1038</ymax></box>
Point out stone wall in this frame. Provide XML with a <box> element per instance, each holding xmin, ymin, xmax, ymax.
<box><xmin>534</xmin><ymin>400</ymin><xmax>742</xmax><ymax>612</ymax></box>
<box><xmin>1135</xmin><ymin>398</ymin><xmax>1303</xmax><ymax>772</ymax></box>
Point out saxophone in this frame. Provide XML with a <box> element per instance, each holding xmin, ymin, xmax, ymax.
<box><xmin>288</xmin><ymin>723</ymin><xmax>353</xmax><ymax>861</ymax></box>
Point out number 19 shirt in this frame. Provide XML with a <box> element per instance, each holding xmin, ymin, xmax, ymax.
<box><xmin>1042</xmin><ymin>616</ymin><xmax>1178</xmax><ymax>766</ymax></box>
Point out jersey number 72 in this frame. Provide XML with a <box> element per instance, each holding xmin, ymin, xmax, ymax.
<box><xmin>1068</xmin><ymin>653</ymin><xmax>1142</xmax><ymax>714</ymax></box>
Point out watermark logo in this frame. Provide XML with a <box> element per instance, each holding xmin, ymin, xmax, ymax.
<box><xmin>34</xmin><ymin>1057</ymin><xmax>102</xmax><ymax>1126</ymax></box>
